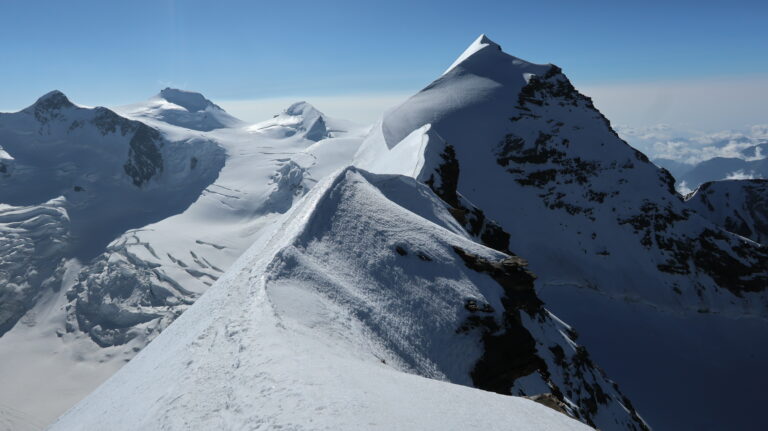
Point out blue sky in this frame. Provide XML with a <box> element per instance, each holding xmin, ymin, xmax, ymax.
<box><xmin>2</xmin><ymin>0</ymin><xmax>767</xmax><ymax>128</ymax></box>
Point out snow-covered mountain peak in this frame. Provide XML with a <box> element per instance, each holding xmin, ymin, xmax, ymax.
<box><xmin>18</xmin><ymin>90</ymin><xmax>78</xmax><ymax>123</ymax></box>
<box><xmin>357</xmin><ymin>37</ymin><xmax>768</xmax><ymax>316</ymax></box>
<box><xmin>443</xmin><ymin>34</ymin><xmax>502</xmax><ymax>74</ymax></box>
<box><xmin>249</xmin><ymin>100</ymin><xmax>331</xmax><ymax>141</ymax></box>
<box><xmin>284</xmin><ymin>100</ymin><xmax>319</xmax><ymax>116</ymax></box>
<box><xmin>114</xmin><ymin>88</ymin><xmax>242</xmax><ymax>131</ymax></box>
<box><xmin>28</xmin><ymin>90</ymin><xmax>75</xmax><ymax>111</ymax></box>
<box><xmin>158</xmin><ymin>87</ymin><xmax>219</xmax><ymax>113</ymax></box>
<box><xmin>441</xmin><ymin>34</ymin><xmax>545</xmax><ymax>80</ymax></box>
<box><xmin>357</xmin><ymin>37</ymin><xmax>552</xmax><ymax>158</ymax></box>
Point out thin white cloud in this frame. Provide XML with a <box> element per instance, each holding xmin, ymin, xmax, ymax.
<box><xmin>724</xmin><ymin>170</ymin><xmax>762</xmax><ymax>180</ymax></box>
<box><xmin>615</xmin><ymin>124</ymin><xmax>767</xmax><ymax>164</ymax></box>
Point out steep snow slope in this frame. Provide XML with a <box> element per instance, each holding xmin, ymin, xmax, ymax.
<box><xmin>51</xmin><ymin>167</ymin><xmax>645</xmax><ymax>430</ymax></box>
<box><xmin>0</xmin><ymin>94</ymin><xmax>365</xmax><ymax>427</ymax></box>
<box><xmin>115</xmin><ymin>88</ymin><xmax>243</xmax><ymax>131</ymax></box>
<box><xmin>357</xmin><ymin>34</ymin><xmax>768</xmax><ymax>317</ymax></box>
<box><xmin>686</xmin><ymin>179</ymin><xmax>768</xmax><ymax>245</ymax></box>
<box><xmin>356</xmin><ymin>35</ymin><xmax>768</xmax><ymax>429</ymax></box>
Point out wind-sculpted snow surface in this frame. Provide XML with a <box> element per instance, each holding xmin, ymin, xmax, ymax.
<box><xmin>686</xmin><ymin>179</ymin><xmax>768</xmax><ymax>245</ymax></box>
<box><xmin>51</xmin><ymin>167</ymin><xmax>644</xmax><ymax>430</ymax></box>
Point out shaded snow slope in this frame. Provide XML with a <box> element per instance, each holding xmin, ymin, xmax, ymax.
<box><xmin>115</xmin><ymin>88</ymin><xmax>243</xmax><ymax>131</ymax></box>
<box><xmin>686</xmin><ymin>179</ymin><xmax>768</xmax><ymax>245</ymax></box>
<box><xmin>52</xmin><ymin>167</ymin><xmax>644</xmax><ymax>430</ymax></box>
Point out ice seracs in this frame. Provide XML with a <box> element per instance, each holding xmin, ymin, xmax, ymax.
<box><xmin>0</xmin><ymin>90</ymin><xmax>224</xmax><ymax>336</ymax></box>
<box><xmin>0</xmin><ymin>198</ymin><xmax>69</xmax><ymax>336</ymax></box>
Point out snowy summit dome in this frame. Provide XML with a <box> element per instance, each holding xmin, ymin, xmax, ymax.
<box><xmin>158</xmin><ymin>88</ymin><xmax>218</xmax><ymax>113</ymax></box>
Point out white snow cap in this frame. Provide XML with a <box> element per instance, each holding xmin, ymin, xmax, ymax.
<box><xmin>113</xmin><ymin>88</ymin><xmax>242</xmax><ymax>131</ymax></box>
<box><xmin>158</xmin><ymin>88</ymin><xmax>218</xmax><ymax>112</ymax></box>
<box><xmin>284</xmin><ymin>101</ymin><xmax>318</xmax><ymax>116</ymax></box>
<box><xmin>443</xmin><ymin>34</ymin><xmax>501</xmax><ymax>75</ymax></box>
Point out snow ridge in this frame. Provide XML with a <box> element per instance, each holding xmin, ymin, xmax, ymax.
<box><xmin>50</xmin><ymin>167</ymin><xmax>645</xmax><ymax>430</ymax></box>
